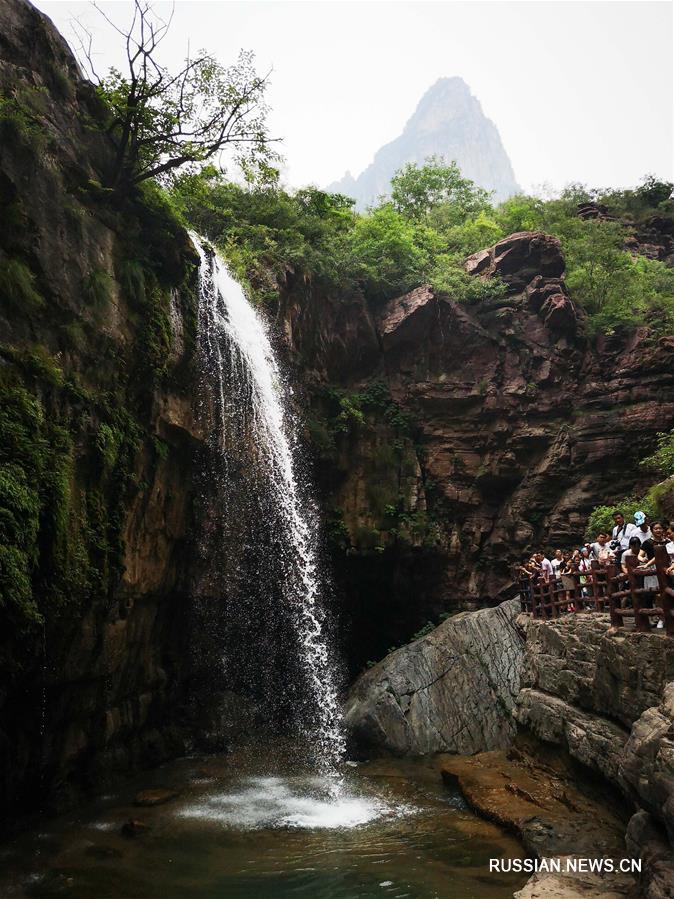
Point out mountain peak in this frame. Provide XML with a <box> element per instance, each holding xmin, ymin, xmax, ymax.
<box><xmin>329</xmin><ymin>78</ymin><xmax>519</xmax><ymax>208</ymax></box>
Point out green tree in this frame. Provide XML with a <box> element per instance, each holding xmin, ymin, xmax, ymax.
<box><xmin>390</xmin><ymin>156</ymin><xmax>491</xmax><ymax>222</ymax></box>
<box><xmin>345</xmin><ymin>205</ymin><xmax>433</xmax><ymax>299</ymax></box>
<box><xmin>75</xmin><ymin>1</ymin><xmax>275</xmax><ymax>191</ymax></box>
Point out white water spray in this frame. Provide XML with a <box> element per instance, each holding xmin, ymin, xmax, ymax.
<box><xmin>192</xmin><ymin>234</ymin><xmax>345</xmax><ymax>776</ymax></box>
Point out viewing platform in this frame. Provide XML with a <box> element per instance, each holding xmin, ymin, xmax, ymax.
<box><xmin>519</xmin><ymin>545</ymin><xmax>674</xmax><ymax>636</ymax></box>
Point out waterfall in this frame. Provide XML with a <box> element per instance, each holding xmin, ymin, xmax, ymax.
<box><xmin>191</xmin><ymin>234</ymin><xmax>345</xmax><ymax>776</ymax></box>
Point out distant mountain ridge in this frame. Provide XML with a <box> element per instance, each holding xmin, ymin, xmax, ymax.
<box><xmin>329</xmin><ymin>77</ymin><xmax>520</xmax><ymax>208</ymax></box>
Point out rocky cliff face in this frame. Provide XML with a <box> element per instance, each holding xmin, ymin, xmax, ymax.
<box><xmin>0</xmin><ymin>0</ymin><xmax>200</xmax><ymax>831</ymax></box>
<box><xmin>328</xmin><ymin>77</ymin><xmax>520</xmax><ymax>208</ymax></box>
<box><xmin>516</xmin><ymin>614</ymin><xmax>674</xmax><ymax>898</ymax></box>
<box><xmin>281</xmin><ymin>230</ymin><xmax>674</xmax><ymax>669</ymax></box>
<box><xmin>346</xmin><ymin>606</ymin><xmax>674</xmax><ymax>897</ymax></box>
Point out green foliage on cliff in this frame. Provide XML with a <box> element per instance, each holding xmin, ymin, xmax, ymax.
<box><xmin>0</xmin><ymin>354</ymin><xmax>147</xmax><ymax>633</ymax></box>
<box><xmin>0</xmin><ymin>258</ymin><xmax>44</xmax><ymax>313</ymax></box>
<box><xmin>172</xmin><ymin>158</ymin><xmax>673</xmax><ymax>331</ymax></box>
<box><xmin>585</xmin><ymin>477</ymin><xmax>674</xmax><ymax>540</ymax></box>
<box><xmin>0</xmin><ymin>183</ymin><xmax>197</xmax><ymax>650</ymax></box>
<box><xmin>169</xmin><ymin>163</ymin><xmax>506</xmax><ymax>304</ymax></box>
<box><xmin>641</xmin><ymin>429</ymin><xmax>674</xmax><ymax>476</ymax></box>
<box><xmin>0</xmin><ymin>88</ymin><xmax>49</xmax><ymax>157</ymax></box>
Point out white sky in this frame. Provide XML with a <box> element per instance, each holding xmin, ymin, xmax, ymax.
<box><xmin>36</xmin><ymin>0</ymin><xmax>674</xmax><ymax>195</ymax></box>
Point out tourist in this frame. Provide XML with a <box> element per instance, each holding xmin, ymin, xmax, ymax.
<box><xmin>621</xmin><ymin>536</ymin><xmax>645</xmax><ymax>572</ymax></box>
<box><xmin>516</xmin><ymin>559</ymin><xmax>535</xmax><ymax>580</ymax></box>
<box><xmin>590</xmin><ymin>533</ymin><xmax>615</xmax><ymax>565</ymax></box>
<box><xmin>551</xmin><ymin>549</ymin><xmax>564</xmax><ymax>580</ymax></box>
<box><xmin>560</xmin><ymin>552</ymin><xmax>577</xmax><ymax>610</ymax></box>
<box><xmin>610</xmin><ymin>511</ymin><xmax>635</xmax><ymax>562</ymax></box>
<box><xmin>534</xmin><ymin>551</ymin><xmax>554</xmax><ymax>582</ymax></box>
<box><xmin>639</xmin><ymin>521</ymin><xmax>667</xmax><ymax>592</ymax></box>
<box><xmin>666</xmin><ymin>525</ymin><xmax>674</xmax><ymax>560</ymax></box>
<box><xmin>633</xmin><ymin>511</ymin><xmax>652</xmax><ymax>544</ymax></box>
<box><xmin>577</xmin><ymin>547</ymin><xmax>592</xmax><ymax>605</ymax></box>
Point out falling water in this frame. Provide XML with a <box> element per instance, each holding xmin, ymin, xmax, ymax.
<box><xmin>191</xmin><ymin>234</ymin><xmax>345</xmax><ymax>776</ymax></box>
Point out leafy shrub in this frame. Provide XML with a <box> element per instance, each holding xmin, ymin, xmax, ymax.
<box><xmin>119</xmin><ymin>259</ymin><xmax>146</xmax><ymax>304</ymax></box>
<box><xmin>430</xmin><ymin>252</ymin><xmax>506</xmax><ymax>302</ymax></box>
<box><xmin>0</xmin><ymin>258</ymin><xmax>44</xmax><ymax>312</ymax></box>
<box><xmin>585</xmin><ymin>497</ymin><xmax>657</xmax><ymax>541</ymax></box>
<box><xmin>645</xmin><ymin>478</ymin><xmax>674</xmax><ymax>521</ymax></box>
<box><xmin>641</xmin><ymin>429</ymin><xmax>674</xmax><ymax>475</ymax></box>
<box><xmin>0</xmin><ymin>91</ymin><xmax>47</xmax><ymax>155</ymax></box>
<box><xmin>85</xmin><ymin>269</ymin><xmax>114</xmax><ymax>307</ymax></box>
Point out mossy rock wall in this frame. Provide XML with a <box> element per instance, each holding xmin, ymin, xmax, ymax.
<box><xmin>0</xmin><ymin>0</ymin><xmax>201</xmax><ymax>831</ymax></box>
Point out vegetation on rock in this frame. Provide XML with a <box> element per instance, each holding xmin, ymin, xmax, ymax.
<box><xmin>170</xmin><ymin>159</ymin><xmax>674</xmax><ymax>333</ymax></box>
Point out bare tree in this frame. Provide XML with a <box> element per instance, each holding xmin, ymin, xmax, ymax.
<box><xmin>72</xmin><ymin>1</ymin><xmax>277</xmax><ymax>192</ymax></box>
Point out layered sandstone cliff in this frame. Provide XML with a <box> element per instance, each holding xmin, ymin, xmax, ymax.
<box><xmin>516</xmin><ymin>614</ymin><xmax>674</xmax><ymax>898</ymax></box>
<box><xmin>281</xmin><ymin>229</ymin><xmax>674</xmax><ymax>668</ymax></box>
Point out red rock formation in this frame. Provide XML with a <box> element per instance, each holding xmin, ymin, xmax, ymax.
<box><xmin>280</xmin><ymin>231</ymin><xmax>674</xmax><ymax>666</ymax></box>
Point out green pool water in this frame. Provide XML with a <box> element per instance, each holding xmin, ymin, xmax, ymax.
<box><xmin>0</xmin><ymin>751</ymin><xmax>528</xmax><ymax>899</ymax></box>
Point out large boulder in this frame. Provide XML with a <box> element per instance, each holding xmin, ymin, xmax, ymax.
<box><xmin>465</xmin><ymin>231</ymin><xmax>565</xmax><ymax>290</ymax></box>
<box><xmin>344</xmin><ymin>599</ymin><xmax>524</xmax><ymax>755</ymax></box>
<box><xmin>375</xmin><ymin>284</ymin><xmax>436</xmax><ymax>351</ymax></box>
<box><xmin>620</xmin><ymin>682</ymin><xmax>674</xmax><ymax>844</ymax></box>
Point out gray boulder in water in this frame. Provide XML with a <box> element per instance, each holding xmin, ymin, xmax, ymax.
<box><xmin>344</xmin><ymin>599</ymin><xmax>524</xmax><ymax>756</ymax></box>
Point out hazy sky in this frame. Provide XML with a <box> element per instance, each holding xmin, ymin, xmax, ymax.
<box><xmin>36</xmin><ymin>0</ymin><xmax>673</xmax><ymax>195</ymax></box>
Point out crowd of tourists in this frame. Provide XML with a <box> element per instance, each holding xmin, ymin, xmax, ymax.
<box><xmin>516</xmin><ymin>510</ymin><xmax>674</xmax><ymax>626</ymax></box>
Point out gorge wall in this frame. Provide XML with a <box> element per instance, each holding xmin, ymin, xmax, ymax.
<box><xmin>346</xmin><ymin>607</ymin><xmax>674</xmax><ymax>897</ymax></box>
<box><xmin>0</xmin><ymin>0</ymin><xmax>201</xmax><ymax>831</ymax></box>
<box><xmin>3</xmin><ymin>0</ymin><xmax>674</xmax><ymax>852</ymax></box>
<box><xmin>516</xmin><ymin>614</ymin><xmax>674</xmax><ymax>898</ymax></box>
<box><xmin>280</xmin><ymin>229</ymin><xmax>674</xmax><ymax>671</ymax></box>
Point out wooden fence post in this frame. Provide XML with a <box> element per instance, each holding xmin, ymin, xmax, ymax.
<box><xmin>654</xmin><ymin>545</ymin><xmax>674</xmax><ymax>636</ymax></box>
<box><xmin>626</xmin><ymin>554</ymin><xmax>650</xmax><ymax>632</ymax></box>
<box><xmin>606</xmin><ymin>562</ymin><xmax>621</xmax><ymax>628</ymax></box>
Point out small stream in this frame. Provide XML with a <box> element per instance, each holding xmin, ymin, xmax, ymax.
<box><xmin>0</xmin><ymin>751</ymin><xmax>527</xmax><ymax>899</ymax></box>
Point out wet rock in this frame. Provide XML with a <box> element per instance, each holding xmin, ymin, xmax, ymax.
<box><xmin>441</xmin><ymin>749</ymin><xmax>628</xmax><ymax>859</ymax></box>
<box><xmin>344</xmin><ymin>599</ymin><xmax>523</xmax><ymax>755</ymax></box>
<box><xmin>84</xmin><ymin>844</ymin><xmax>123</xmax><ymax>859</ymax></box>
<box><xmin>121</xmin><ymin>818</ymin><xmax>151</xmax><ymax>837</ymax></box>
<box><xmin>134</xmin><ymin>788</ymin><xmax>178</xmax><ymax>807</ymax></box>
<box><xmin>0</xmin><ymin>0</ymin><xmax>196</xmax><ymax>830</ymax></box>
<box><xmin>625</xmin><ymin>811</ymin><xmax>674</xmax><ymax>899</ymax></box>
<box><xmin>514</xmin><ymin>862</ymin><xmax>634</xmax><ymax>899</ymax></box>
<box><xmin>27</xmin><ymin>871</ymin><xmax>76</xmax><ymax>895</ymax></box>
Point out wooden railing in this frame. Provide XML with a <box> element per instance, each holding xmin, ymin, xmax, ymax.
<box><xmin>519</xmin><ymin>545</ymin><xmax>674</xmax><ymax>636</ymax></box>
